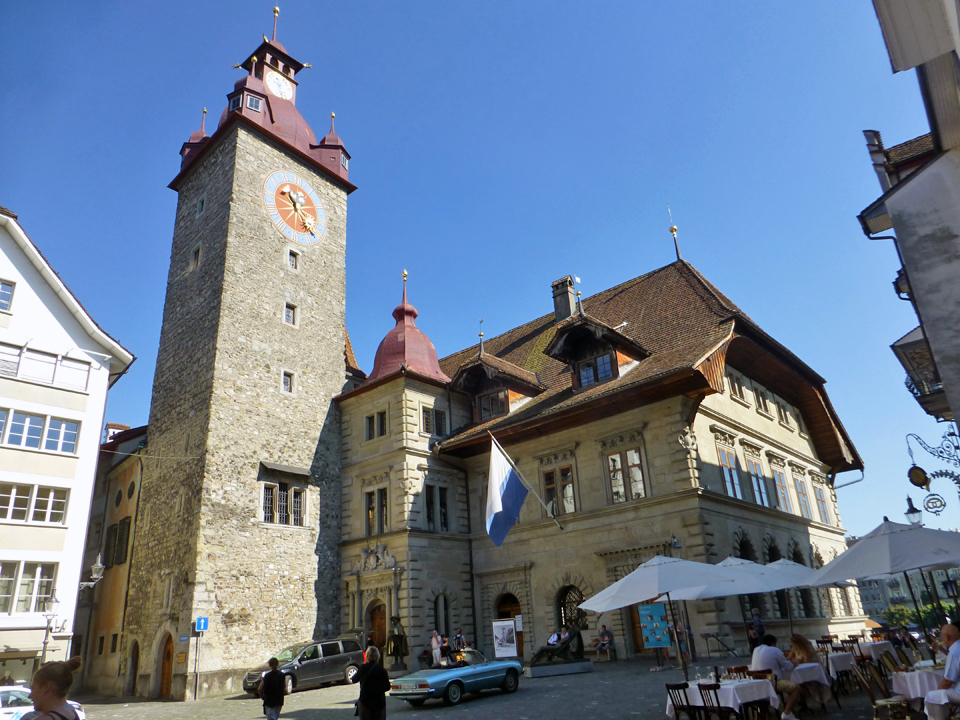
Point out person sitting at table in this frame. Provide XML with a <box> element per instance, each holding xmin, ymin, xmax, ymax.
<box><xmin>925</xmin><ymin>624</ymin><xmax>960</xmax><ymax>720</ymax></box>
<box><xmin>750</xmin><ymin>634</ymin><xmax>803</xmax><ymax>720</ymax></box>
<box><xmin>787</xmin><ymin>634</ymin><xmax>818</xmax><ymax>665</ymax></box>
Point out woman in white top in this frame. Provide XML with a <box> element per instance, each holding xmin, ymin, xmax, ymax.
<box><xmin>430</xmin><ymin>630</ymin><xmax>442</xmax><ymax>666</ymax></box>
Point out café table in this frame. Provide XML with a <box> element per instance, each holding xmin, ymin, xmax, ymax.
<box><xmin>665</xmin><ymin>678</ymin><xmax>780</xmax><ymax>718</ymax></box>
<box><xmin>826</xmin><ymin>652</ymin><xmax>856</xmax><ymax>679</ymax></box>
<box><xmin>858</xmin><ymin>640</ymin><xmax>895</xmax><ymax>662</ymax></box>
<box><xmin>790</xmin><ymin>662</ymin><xmax>830</xmax><ymax>687</ymax></box>
<box><xmin>892</xmin><ymin>667</ymin><xmax>944</xmax><ymax>700</ymax></box>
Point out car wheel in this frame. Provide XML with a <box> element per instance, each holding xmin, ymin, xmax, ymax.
<box><xmin>443</xmin><ymin>681</ymin><xmax>464</xmax><ymax>706</ymax></box>
<box><xmin>344</xmin><ymin>664</ymin><xmax>359</xmax><ymax>684</ymax></box>
<box><xmin>284</xmin><ymin>674</ymin><xmax>295</xmax><ymax>695</ymax></box>
<box><xmin>501</xmin><ymin>669</ymin><xmax>519</xmax><ymax>693</ymax></box>
<box><xmin>408</xmin><ymin>699</ymin><xmax>426</xmax><ymax>707</ymax></box>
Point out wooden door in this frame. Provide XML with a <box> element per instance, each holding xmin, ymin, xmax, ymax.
<box><xmin>370</xmin><ymin>603</ymin><xmax>387</xmax><ymax>656</ymax></box>
<box><xmin>496</xmin><ymin>594</ymin><xmax>523</xmax><ymax>657</ymax></box>
<box><xmin>628</xmin><ymin>604</ymin><xmax>644</xmax><ymax>654</ymax></box>
<box><xmin>160</xmin><ymin>635</ymin><xmax>173</xmax><ymax>698</ymax></box>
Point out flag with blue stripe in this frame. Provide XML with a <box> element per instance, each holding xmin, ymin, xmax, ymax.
<box><xmin>486</xmin><ymin>438</ymin><xmax>529</xmax><ymax>546</ymax></box>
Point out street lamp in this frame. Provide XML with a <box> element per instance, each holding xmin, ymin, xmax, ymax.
<box><xmin>40</xmin><ymin>594</ymin><xmax>61</xmax><ymax>665</ymax></box>
<box><xmin>79</xmin><ymin>554</ymin><xmax>105</xmax><ymax>590</ymax></box>
<box><xmin>905</xmin><ymin>496</ymin><xmax>923</xmax><ymax>526</ymax></box>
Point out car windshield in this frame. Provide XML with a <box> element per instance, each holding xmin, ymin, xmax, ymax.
<box><xmin>274</xmin><ymin>643</ymin><xmax>309</xmax><ymax>663</ymax></box>
<box><xmin>1</xmin><ymin>689</ymin><xmax>33</xmax><ymax>707</ymax></box>
<box><xmin>456</xmin><ymin>649</ymin><xmax>487</xmax><ymax>666</ymax></box>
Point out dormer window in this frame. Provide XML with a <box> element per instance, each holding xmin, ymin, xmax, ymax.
<box><xmin>478</xmin><ymin>389</ymin><xmax>508</xmax><ymax>421</ymax></box>
<box><xmin>229</xmin><ymin>96</ymin><xmax>242</xmax><ymax>112</ymax></box>
<box><xmin>246</xmin><ymin>95</ymin><xmax>262</xmax><ymax>112</ymax></box>
<box><xmin>341</xmin><ymin>153</ymin><xmax>349</xmax><ymax>169</ymax></box>
<box><xmin>578</xmin><ymin>354</ymin><xmax>613</xmax><ymax>387</ymax></box>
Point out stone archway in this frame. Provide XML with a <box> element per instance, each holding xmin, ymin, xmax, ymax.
<box><xmin>496</xmin><ymin>593</ymin><xmax>524</xmax><ymax>657</ymax></box>
<box><xmin>124</xmin><ymin>640</ymin><xmax>139</xmax><ymax>696</ymax></box>
<box><xmin>148</xmin><ymin>623</ymin><xmax>179</xmax><ymax>699</ymax></box>
<box><xmin>366</xmin><ymin>598</ymin><xmax>387</xmax><ymax>655</ymax></box>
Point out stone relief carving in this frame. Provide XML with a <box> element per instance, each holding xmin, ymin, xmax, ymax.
<box><xmin>739</xmin><ymin>440</ymin><xmax>762</xmax><ymax>459</ymax></box>
<box><xmin>809</xmin><ymin>471</ymin><xmax>826</xmax><ymax>485</ymax></box>
<box><xmin>361</xmin><ymin>471</ymin><xmax>391</xmax><ymax>488</ymax></box>
<box><xmin>537</xmin><ymin>447</ymin><xmax>577</xmax><ymax>465</ymax></box>
<box><xmin>709</xmin><ymin>424</ymin><xmax>738</xmax><ymax>448</ymax></box>
<box><xmin>678</xmin><ymin>426</ymin><xmax>698</xmax><ymax>458</ymax></box>
<box><xmin>788</xmin><ymin>461</ymin><xmax>807</xmax><ymax>476</ymax></box>
<box><xmin>597</xmin><ymin>425</ymin><xmax>647</xmax><ymax>450</ymax></box>
<box><xmin>354</xmin><ymin>543</ymin><xmax>398</xmax><ymax>573</ymax></box>
<box><xmin>765</xmin><ymin>452</ymin><xmax>786</xmax><ymax>469</ymax></box>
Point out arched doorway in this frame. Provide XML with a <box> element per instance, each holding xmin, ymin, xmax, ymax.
<box><xmin>556</xmin><ymin>585</ymin><xmax>587</xmax><ymax>630</ymax></box>
<box><xmin>368</xmin><ymin>600</ymin><xmax>386</xmax><ymax>659</ymax></box>
<box><xmin>496</xmin><ymin>593</ymin><xmax>523</xmax><ymax>657</ymax></box>
<box><xmin>124</xmin><ymin>641</ymin><xmax>139</xmax><ymax>696</ymax></box>
<box><xmin>159</xmin><ymin>635</ymin><xmax>173</xmax><ymax>699</ymax></box>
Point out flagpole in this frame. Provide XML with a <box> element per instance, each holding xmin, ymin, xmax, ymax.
<box><xmin>487</xmin><ymin>431</ymin><xmax>563</xmax><ymax>531</ymax></box>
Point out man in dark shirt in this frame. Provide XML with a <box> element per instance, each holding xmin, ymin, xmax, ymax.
<box><xmin>596</xmin><ymin>624</ymin><xmax>615</xmax><ymax>661</ymax></box>
<box><xmin>358</xmin><ymin>646</ymin><xmax>392</xmax><ymax>720</ymax></box>
<box><xmin>258</xmin><ymin>657</ymin><xmax>285</xmax><ymax>720</ymax></box>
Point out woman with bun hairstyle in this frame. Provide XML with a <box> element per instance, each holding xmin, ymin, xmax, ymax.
<box><xmin>29</xmin><ymin>656</ymin><xmax>83</xmax><ymax>720</ymax></box>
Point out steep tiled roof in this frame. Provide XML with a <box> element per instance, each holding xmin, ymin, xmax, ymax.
<box><xmin>886</xmin><ymin>133</ymin><xmax>935</xmax><ymax>166</ymax></box>
<box><xmin>451</xmin><ymin>352</ymin><xmax>545</xmax><ymax>392</ymax></box>
<box><xmin>344</xmin><ymin>326</ymin><xmax>366</xmax><ymax>379</ymax></box>
<box><xmin>438</xmin><ymin>261</ymin><xmax>743</xmax><ymax>447</ymax></box>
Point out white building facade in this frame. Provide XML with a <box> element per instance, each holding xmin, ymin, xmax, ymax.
<box><xmin>0</xmin><ymin>206</ymin><xmax>133</xmax><ymax>683</ymax></box>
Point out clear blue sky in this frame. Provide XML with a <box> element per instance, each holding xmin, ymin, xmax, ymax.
<box><xmin>0</xmin><ymin>2</ymin><xmax>948</xmax><ymax>536</ymax></box>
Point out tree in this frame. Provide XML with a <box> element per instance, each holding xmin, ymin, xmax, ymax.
<box><xmin>883</xmin><ymin>604</ymin><xmax>915</xmax><ymax>627</ymax></box>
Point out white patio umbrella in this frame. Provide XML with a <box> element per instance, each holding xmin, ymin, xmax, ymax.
<box><xmin>578</xmin><ymin>555</ymin><xmax>735</xmax><ymax>678</ymax></box>
<box><xmin>807</xmin><ymin>519</ymin><xmax>960</xmax><ymax>638</ymax></box>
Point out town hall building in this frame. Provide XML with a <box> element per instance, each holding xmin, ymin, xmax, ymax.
<box><xmin>77</xmin><ymin>21</ymin><xmax>866</xmax><ymax>699</ymax></box>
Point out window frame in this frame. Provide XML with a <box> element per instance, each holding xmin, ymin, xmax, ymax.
<box><xmin>0</xmin><ymin>279</ymin><xmax>14</xmax><ymax>312</ymax></box>
<box><xmin>262</xmin><ymin>481</ymin><xmax>306</xmax><ymax>527</ymax></box>
<box><xmin>365</xmin><ymin>415</ymin><xmax>375</xmax><ymax>441</ymax></box>
<box><xmin>727</xmin><ymin>372</ymin><xmax>749</xmax><ymax>405</ymax></box>
<box><xmin>605</xmin><ymin>446</ymin><xmax>647</xmax><ymax>504</ymax></box>
<box><xmin>813</xmin><ymin>485</ymin><xmax>831</xmax><ymax>525</ymax></box>
<box><xmin>281</xmin><ymin>370</ymin><xmax>295</xmax><ymax>395</ymax></box>
<box><xmin>6</xmin><ymin>411</ymin><xmax>45</xmax><ymax>449</ymax></box>
<box><xmin>246</xmin><ymin>94</ymin><xmax>263</xmax><ymax>112</ymax></box>
<box><xmin>772</xmin><ymin>467</ymin><xmax>791</xmax><ymax>513</ymax></box>
<box><xmin>543</xmin><ymin>464</ymin><xmax>576</xmax><ymax>517</ymax></box>
<box><xmin>794</xmin><ymin>477</ymin><xmax>813</xmax><ymax>520</ymax></box>
<box><xmin>283</xmin><ymin>302</ymin><xmax>298</xmax><ymax>327</ymax></box>
<box><xmin>775</xmin><ymin>400</ymin><xmax>792</xmax><ymax>428</ymax></box>
<box><xmin>228</xmin><ymin>95</ymin><xmax>242</xmax><ymax>112</ymax></box>
<box><xmin>753</xmin><ymin>384</ymin><xmax>772</xmax><ymax>417</ymax></box>
<box><xmin>423</xmin><ymin>483</ymin><xmax>449</xmax><ymax>532</ymax></box>
<box><xmin>421</xmin><ymin>405</ymin><xmax>447</xmax><ymax>437</ymax></box>
<box><xmin>13</xmin><ymin>562</ymin><xmax>57</xmax><ymax>613</ymax></box>
<box><xmin>287</xmin><ymin>248</ymin><xmax>301</xmax><ymax>271</ymax></box>
<box><xmin>745</xmin><ymin>455</ymin><xmax>770</xmax><ymax>507</ymax></box>
<box><xmin>717</xmin><ymin>445</ymin><xmax>743</xmax><ymax>499</ymax></box>
<box><xmin>0</xmin><ymin>344</ymin><xmax>91</xmax><ymax>392</ymax></box>
<box><xmin>376</xmin><ymin>410</ymin><xmax>387</xmax><ymax>437</ymax></box>
<box><xmin>477</xmin><ymin>389</ymin><xmax>508</xmax><ymax>421</ymax></box>
<box><xmin>577</xmin><ymin>352</ymin><xmax>615</xmax><ymax>389</ymax></box>
<box><xmin>196</xmin><ymin>194</ymin><xmax>206</xmax><ymax>217</ymax></box>
<box><xmin>44</xmin><ymin>418</ymin><xmax>79</xmax><ymax>454</ymax></box>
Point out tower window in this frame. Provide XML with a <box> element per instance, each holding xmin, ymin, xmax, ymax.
<box><xmin>196</xmin><ymin>195</ymin><xmax>205</xmax><ymax>217</ymax></box>
<box><xmin>287</xmin><ymin>249</ymin><xmax>300</xmax><ymax>270</ymax></box>
<box><xmin>189</xmin><ymin>244</ymin><xmax>201</xmax><ymax>271</ymax></box>
<box><xmin>341</xmin><ymin>153</ymin><xmax>349</xmax><ymax>169</ymax></box>
<box><xmin>282</xmin><ymin>371</ymin><xmax>295</xmax><ymax>394</ymax></box>
<box><xmin>229</xmin><ymin>96</ymin><xmax>242</xmax><ymax>112</ymax></box>
<box><xmin>376</xmin><ymin>410</ymin><xmax>387</xmax><ymax>437</ymax></box>
<box><xmin>246</xmin><ymin>95</ymin><xmax>262</xmax><ymax>112</ymax></box>
<box><xmin>284</xmin><ymin>303</ymin><xmax>297</xmax><ymax>326</ymax></box>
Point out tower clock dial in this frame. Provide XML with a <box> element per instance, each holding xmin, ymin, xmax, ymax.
<box><xmin>265</xmin><ymin>70</ymin><xmax>294</xmax><ymax>100</ymax></box>
<box><xmin>262</xmin><ymin>170</ymin><xmax>327</xmax><ymax>245</ymax></box>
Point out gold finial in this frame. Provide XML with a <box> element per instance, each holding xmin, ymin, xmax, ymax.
<box><xmin>479</xmin><ymin>319</ymin><xmax>485</xmax><ymax>354</ymax></box>
<box><xmin>200</xmin><ymin>107</ymin><xmax>207</xmax><ymax>134</ymax></box>
<box><xmin>331</xmin><ymin>112</ymin><xmax>336</xmax><ymax>119</ymax></box>
<box><xmin>272</xmin><ymin>6</ymin><xmax>279</xmax><ymax>41</ymax></box>
<box><xmin>402</xmin><ymin>269</ymin><xmax>408</xmax><ymax>282</ymax></box>
<box><xmin>667</xmin><ymin>204</ymin><xmax>682</xmax><ymax>261</ymax></box>
<box><xmin>274</xmin><ymin>6</ymin><xmax>280</xmax><ymax>15</ymax></box>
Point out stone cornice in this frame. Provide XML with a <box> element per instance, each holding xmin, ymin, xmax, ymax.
<box><xmin>709</xmin><ymin>423</ymin><xmax>738</xmax><ymax>447</ymax></box>
<box><xmin>473</xmin><ymin>562</ymin><xmax>533</xmax><ymax>578</ymax></box>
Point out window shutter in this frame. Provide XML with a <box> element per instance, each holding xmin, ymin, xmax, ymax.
<box><xmin>57</xmin><ymin>358</ymin><xmax>91</xmax><ymax>391</ymax></box>
<box><xmin>19</xmin><ymin>350</ymin><xmax>56</xmax><ymax>383</ymax></box>
<box><xmin>0</xmin><ymin>343</ymin><xmax>20</xmax><ymax>377</ymax></box>
<box><xmin>114</xmin><ymin>516</ymin><xmax>131</xmax><ymax>565</ymax></box>
<box><xmin>103</xmin><ymin>524</ymin><xmax>119</xmax><ymax>569</ymax></box>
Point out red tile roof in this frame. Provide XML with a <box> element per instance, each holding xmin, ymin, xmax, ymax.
<box><xmin>886</xmin><ymin>133</ymin><xmax>935</xmax><ymax>167</ymax></box>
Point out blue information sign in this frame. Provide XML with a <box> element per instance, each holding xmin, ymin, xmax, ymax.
<box><xmin>637</xmin><ymin>603</ymin><xmax>671</xmax><ymax>648</ymax></box>
<box><xmin>179</xmin><ymin>634</ymin><xmax>189</xmax><ymax>642</ymax></box>
<box><xmin>195</xmin><ymin>617</ymin><xmax>209</xmax><ymax>632</ymax></box>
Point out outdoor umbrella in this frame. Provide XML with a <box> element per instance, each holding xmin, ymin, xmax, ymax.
<box><xmin>807</xmin><ymin>519</ymin><xmax>960</xmax><ymax>637</ymax></box>
<box><xmin>579</xmin><ymin>555</ymin><xmax>734</xmax><ymax>679</ymax></box>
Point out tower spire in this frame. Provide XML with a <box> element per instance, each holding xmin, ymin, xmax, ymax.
<box><xmin>479</xmin><ymin>319</ymin><xmax>485</xmax><ymax>355</ymax></box>
<box><xmin>668</xmin><ymin>204</ymin><xmax>681</xmax><ymax>261</ymax></box>
<box><xmin>200</xmin><ymin>107</ymin><xmax>207</xmax><ymax>135</ymax></box>
<box><xmin>272</xmin><ymin>6</ymin><xmax>279</xmax><ymax>41</ymax></box>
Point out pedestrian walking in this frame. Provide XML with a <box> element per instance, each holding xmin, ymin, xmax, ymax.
<box><xmin>357</xmin><ymin>646</ymin><xmax>391</xmax><ymax>720</ymax></box>
<box><xmin>430</xmin><ymin>630</ymin><xmax>442</xmax><ymax>666</ymax></box>
<box><xmin>258</xmin><ymin>657</ymin><xmax>286</xmax><ymax>720</ymax></box>
<box><xmin>28</xmin><ymin>656</ymin><xmax>83</xmax><ymax>720</ymax></box>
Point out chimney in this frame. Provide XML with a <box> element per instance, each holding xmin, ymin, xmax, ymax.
<box><xmin>863</xmin><ymin>130</ymin><xmax>892</xmax><ymax>192</ymax></box>
<box><xmin>551</xmin><ymin>276</ymin><xmax>576</xmax><ymax>322</ymax></box>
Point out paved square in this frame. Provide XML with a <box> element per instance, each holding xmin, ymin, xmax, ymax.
<box><xmin>75</xmin><ymin>658</ymin><xmax>878</xmax><ymax>720</ymax></box>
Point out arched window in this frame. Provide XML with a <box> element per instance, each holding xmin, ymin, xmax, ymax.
<box><xmin>766</xmin><ymin>542</ymin><xmax>788</xmax><ymax>618</ymax></box>
<box><xmin>434</xmin><ymin>594</ymin><xmax>450</xmax><ymax>637</ymax></box>
<box><xmin>735</xmin><ymin>534</ymin><xmax>764</xmax><ymax>618</ymax></box>
<box><xmin>557</xmin><ymin>585</ymin><xmax>587</xmax><ymax>630</ymax></box>
<box><xmin>791</xmin><ymin>548</ymin><xmax>815</xmax><ymax>618</ymax></box>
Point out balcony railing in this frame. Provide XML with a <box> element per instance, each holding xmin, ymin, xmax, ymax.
<box><xmin>906</xmin><ymin>375</ymin><xmax>944</xmax><ymax>399</ymax></box>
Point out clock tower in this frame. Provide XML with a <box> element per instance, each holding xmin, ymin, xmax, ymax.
<box><xmin>125</xmin><ymin>21</ymin><xmax>357</xmax><ymax>699</ymax></box>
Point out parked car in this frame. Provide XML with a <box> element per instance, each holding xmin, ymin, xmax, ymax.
<box><xmin>242</xmin><ymin>637</ymin><xmax>364</xmax><ymax>695</ymax></box>
<box><xmin>389</xmin><ymin>648</ymin><xmax>521</xmax><ymax>706</ymax></box>
<box><xmin>0</xmin><ymin>686</ymin><xmax>85</xmax><ymax>720</ymax></box>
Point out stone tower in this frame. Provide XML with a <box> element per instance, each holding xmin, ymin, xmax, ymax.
<box><xmin>123</xmin><ymin>24</ymin><xmax>356</xmax><ymax>699</ymax></box>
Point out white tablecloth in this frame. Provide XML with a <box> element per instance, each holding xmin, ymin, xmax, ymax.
<box><xmin>826</xmin><ymin>652</ymin><xmax>856</xmax><ymax>678</ymax></box>
<box><xmin>859</xmin><ymin>641</ymin><xmax>895</xmax><ymax>661</ymax></box>
<box><xmin>892</xmin><ymin>669</ymin><xmax>944</xmax><ymax>700</ymax></box>
<box><xmin>790</xmin><ymin>662</ymin><xmax>830</xmax><ymax>686</ymax></box>
<box><xmin>925</xmin><ymin>689</ymin><xmax>960</xmax><ymax>720</ymax></box>
<box><xmin>665</xmin><ymin>679</ymin><xmax>781</xmax><ymax>718</ymax></box>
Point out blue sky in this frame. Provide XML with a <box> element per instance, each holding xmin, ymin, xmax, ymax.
<box><xmin>0</xmin><ymin>2</ymin><xmax>950</xmax><ymax>536</ymax></box>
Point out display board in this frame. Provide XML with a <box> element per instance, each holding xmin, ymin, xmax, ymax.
<box><xmin>492</xmin><ymin>619</ymin><xmax>518</xmax><ymax>657</ymax></box>
<box><xmin>637</xmin><ymin>603</ymin><xmax>671</xmax><ymax>648</ymax></box>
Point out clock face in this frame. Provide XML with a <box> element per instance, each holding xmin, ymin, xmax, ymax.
<box><xmin>265</xmin><ymin>70</ymin><xmax>294</xmax><ymax>100</ymax></box>
<box><xmin>262</xmin><ymin>170</ymin><xmax>327</xmax><ymax>245</ymax></box>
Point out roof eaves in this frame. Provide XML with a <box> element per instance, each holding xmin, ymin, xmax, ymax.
<box><xmin>857</xmin><ymin>151</ymin><xmax>944</xmax><ymax>236</ymax></box>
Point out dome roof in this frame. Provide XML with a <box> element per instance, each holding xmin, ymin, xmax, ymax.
<box><xmin>367</xmin><ymin>283</ymin><xmax>451</xmax><ymax>384</ymax></box>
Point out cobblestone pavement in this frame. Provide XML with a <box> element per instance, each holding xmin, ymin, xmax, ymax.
<box><xmin>75</xmin><ymin>658</ymin><xmax>878</xmax><ymax>720</ymax></box>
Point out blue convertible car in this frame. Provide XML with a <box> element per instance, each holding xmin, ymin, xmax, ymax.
<box><xmin>389</xmin><ymin>649</ymin><xmax>521</xmax><ymax>706</ymax></box>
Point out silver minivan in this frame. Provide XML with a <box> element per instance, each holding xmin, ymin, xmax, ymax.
<box><xmin>243</xmin><ymin>637</ymin><xmax>365</xmax><ymax>694</ymax></box>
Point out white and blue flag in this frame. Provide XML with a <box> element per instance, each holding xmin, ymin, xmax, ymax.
<box><xmin>486</xmin><ymin>436</ymin><xmax>529</xmax><ymax>546</ymax></box>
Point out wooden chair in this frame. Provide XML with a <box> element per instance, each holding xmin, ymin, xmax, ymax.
<box><xmin>851</xmin><ymin>666</ymin><xmax>910</xmax><ymax>720</ymax></box>
<box><xmin>879</xmin><ymin>650</ymin><xmax>906</xmax><ymax>674</ymax></box>
<box><xmin>815</xmin><ymin>638</ymin><xmax>834</xmax><ymax>654</ymax></box>
<box><xmin>726</xmin><ymin>665</ymin><xmax>749</xmax><ymax>679</ymax></box>
<box><xmin>697</xmin><ymin>683</ymin><xmax>737</xmax><ymax>720</ymax></box>
<box><xmin>666</xmin><ymin>682</ymin><xmax>702</xmax><ymax>720</ymax></box>
<box><xmin>739</xmin><ymin>700</ymin><xmax>771</xmax><ymax>720</ymax></box>
<box><xmin>903</xmin><ymin>633</ymin><xmax>925</xmax><ymax>661</ymax></box>
<box><xmin>866</xmin><ymin>660</ymin><xmax>905</xmax><ymax>701</ymax></box>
